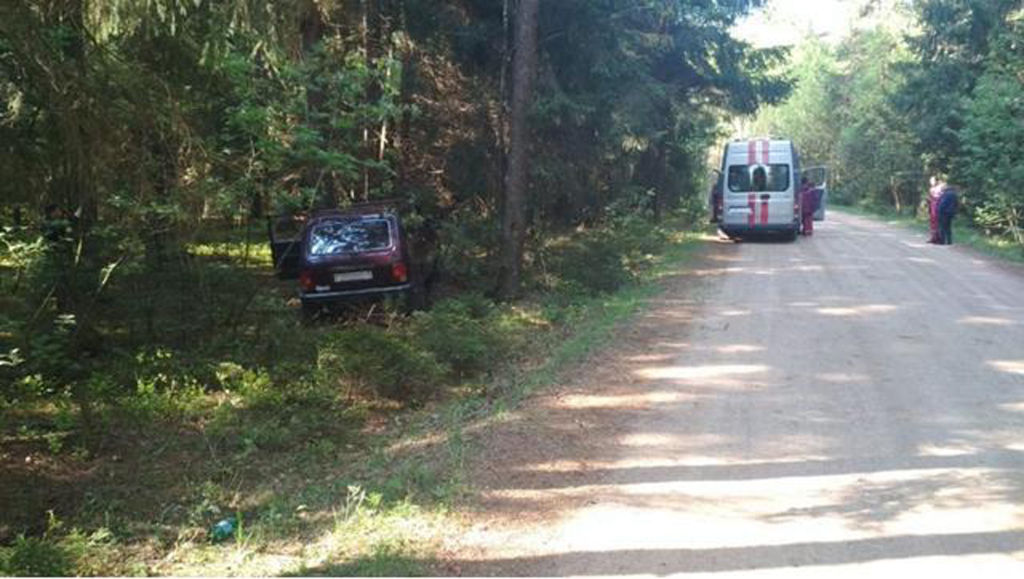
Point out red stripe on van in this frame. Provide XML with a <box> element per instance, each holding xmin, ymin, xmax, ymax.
<box><xmin>761</xmin><ymin>199</ymin><xmax>769</xmax><ymax>224</ymax></box>
<box><xmin>761</xmin><ymin>139</ymin><xmax>770</xmax><ymax>165</ymax></box>
<box><xmin>748</xmin><ymin>140</ymin><xmax>756</xmax><ymax>165</ymax></box>
<box><xmin>748</xmin><ymin>194</ymin><xmax>756</xmax><ymax>226</ymax></box>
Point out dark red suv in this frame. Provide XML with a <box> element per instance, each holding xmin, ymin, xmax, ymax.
<box><xmin>269</xmin><ymin>206</ymin><xmax>413</xmax><ymax>314</ymax></box>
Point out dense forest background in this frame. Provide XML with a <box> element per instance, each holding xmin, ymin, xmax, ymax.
<box><xmin>0</xmin><ymin>0</ymin><xmax>786</xmax><ymax>385</ymax></box>
<box><xmin>0</xmin><ymin>2</ymin><xmax>787</xmax><ymax>573</ymax></box>
<box><xmin>1</xmin><ymin>0</ymin><xmax>1022</xmax><ymax>574</ymax></box>
<box><xmin>0</xmin><ymin>0</ymin><xmax>784</xmax><ymax>282</ymax></box>
<box><xmin>753</xmin><ymin>0</ymin><xmax>1024</xmax><ymax>243</ymax></box>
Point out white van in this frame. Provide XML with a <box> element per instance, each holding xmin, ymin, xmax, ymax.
<box><xmin>718</xmin><ymin>138</ymin><xmax>801</xmax><ymax>240</ymax></box>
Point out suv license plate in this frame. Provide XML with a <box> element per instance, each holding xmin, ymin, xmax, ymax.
<box><xmin>334</xmin><ymin>271</ymin><xmax>373</xmax><ymax>282</ymax></box>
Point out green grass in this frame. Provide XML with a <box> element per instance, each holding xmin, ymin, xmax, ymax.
<box><xmin>269</xmin><ymin>222</ymin><xmax>707</xmax><ymax>576</ymax></box>
<box><xmin>418</xmin><ymin>226</ymin><xmax>706</xmax><ymax>512</ymax></box>
<box><xmin>186</xmin><ymin>240</ymin><xmax>273</xmax><ymax>268</ymax></box>
<box><xmin>0</xmin><ymin>216</ymin><xmax>708</xmax><ymax>576</ymax></box>
<box><xmin>509</xmin><ymin>229</ymin><xmax>703</xmax><ymax>404</ymax></box>
<box><xmin>297</xmin><ymin>540</ymin><xmax>432</xmax><ymax>576</ymax></box>
<box><xmin>0</xmin><ymin>513</ymin><xmax>131</xmax><ymax>576</ymax></box>
<box><xmin>832</xmin><ymin>203</ymin><xmax>1024</xmax><ymax>264</ymax></box>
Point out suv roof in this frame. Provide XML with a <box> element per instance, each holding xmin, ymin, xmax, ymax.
<box><xmin>311</xmin><ymin>199</ymin><xmax>403</xmax><ymax>217</ymax></box>
<box><xmin>308</xmin><ymin>209</ymin><xmax>397</xmax><ymax>222</ymax></box>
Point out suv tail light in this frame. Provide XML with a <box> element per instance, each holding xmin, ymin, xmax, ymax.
<box><xmin>391</xmin><ymin>262</ymin><xmax>408</xmax><ymax>283</ymax></box>
<box><xmin>299</xmin><ymin>270</ymin><xmax>315</xmax><ymax>291</ymax></box>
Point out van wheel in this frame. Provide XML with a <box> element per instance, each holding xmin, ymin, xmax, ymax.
<box><xmin>785</xmin><ymin>229</ymin><xmax>799</xmax><ymax>242</ymax></box>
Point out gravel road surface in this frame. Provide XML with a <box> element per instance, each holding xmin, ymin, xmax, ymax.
<box><xmin>450</xmin><ymin>210</ymin><xmax>1024</xmax><ymax>576</ymax></box>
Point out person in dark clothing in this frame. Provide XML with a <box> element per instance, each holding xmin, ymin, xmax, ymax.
<box><xmin>936</xmin><ymin>187</ymin><xmax>959</xmax><ymax>245</ymax></box>
<box><xmin>799</xmin><ymin>177</ymin><xmax>817</xmax><ymax>236</ymax></box>
<box><xmin>709</xmin><ymin>180</ymin><xmax>723</xmax><ymax>223</ymax></box>
<box><xmin>752</xmin><ymin>166</ymin><xmax>767</xmax><ymax>192</ymax></box>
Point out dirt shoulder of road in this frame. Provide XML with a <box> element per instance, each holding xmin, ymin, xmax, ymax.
<box><xmin>438</xmin><ymin>213</ymin><xmax>1024</xmax><ymax>576</ymax></box>
<box><xmin>438</xmin><ymin>237</ymin><xmax>724</xmax><ymax>574</ymax></box>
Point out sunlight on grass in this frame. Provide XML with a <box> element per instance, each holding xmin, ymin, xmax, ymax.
<box><xmin>293</xmin><ymin>498</ymin><xmax>445</xmax><ymax>576</ymax></box>
<box><xmin>1</xmin><ymin>213</ymin><xmax>711</xmax><ymax>576</ymax></box>
<box><xmin>187</xmin><ymin>240</ymin><xmax>273</xmax><ymax>267</ymax></box>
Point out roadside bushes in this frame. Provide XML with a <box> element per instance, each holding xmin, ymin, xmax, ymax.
<box><xmin>538</xmin><ymin>216</ymin><xmax>672</xmax><ymax>296</ymax></box>
<box><xmin>208</xmin><ymin>362</ymin><xmax>357</xmax><ymax>452</ymax></box>
<box><xmin>0</xmin><ymin>534</ymin><xmax>73</xmax><ymax>576</ymax></box>
<box><xmin>304</xmin><ymin>216</ymin><xmax>681</xmax><ymax>403</ymax></box>
<box><xmin>0</xmin><ymin>513</ymin><xmax>123</xmax><ymax>576</ymax></box>
<box><xmin>1</xmin><ymin>211</ymin><xmax>681</xmax><ymax>424</ymax></box>
<box><xmin>317</xmin><ymin>327</ymin><xmax>446</xmax><ymax>402</ymax></box>
<box><xmin>311</xmin><ymin>293</ymin><xmax>538</xmax><ymax>401</ymax></box>
<box><xmin>408</xmin><ymin>293</ymin><xmax>517</xmax><ymax>378</ymax></box>
<box><xmin>548</xmin><ymin>232</ymin><xmax>633</xmax><ymax>295</ymax></box>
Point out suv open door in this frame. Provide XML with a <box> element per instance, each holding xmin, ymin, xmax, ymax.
<box><xmin>803</xmin><ymin>166</ymin><xmax>829</xmax><ymax>221</ymax></box>
<box><xmin>268</xmin><ymin>214</ymin><xmax>305</xmax><ymax>279</ymax></box>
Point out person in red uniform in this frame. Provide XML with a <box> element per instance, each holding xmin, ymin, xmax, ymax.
<box><xmin>799</xmin><ymin>177</ymin><xmax>817</xmax><ymax>236</ymax></box>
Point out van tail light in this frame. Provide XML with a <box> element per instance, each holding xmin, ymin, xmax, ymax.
<box><xmin>299</xmin><ymin>270</ymin><xmax>315</xmax><ymax>291</ymax></box>
<box><xmin>391</xmin><ymin>262</ymin><xmax>408</xmax><ymax>283</ymax></box>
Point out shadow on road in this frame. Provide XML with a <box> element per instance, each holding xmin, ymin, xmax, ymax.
<box><xmin>442</xmin><ymin>213</ymin><xmax>1024</xmax><ymax>575</ymax></box>
<box><xmin>302</xmin><ymin>530</ymin><xmax>1024</xmax><ymax>576</ymax></box>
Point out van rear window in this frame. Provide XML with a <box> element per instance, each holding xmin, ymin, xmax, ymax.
<box><xmin>308</xmin><ymin>218</ymin><xmax>393</xmax><ymax>256</ymax></box>
<box><xmin>727</xmin><ymin>164</ymin><xmax>791</xmax><ymax>193</ymax></box>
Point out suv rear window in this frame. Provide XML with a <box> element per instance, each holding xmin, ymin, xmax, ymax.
<box><xmin>727</xmin><ymin>164</ymin><xmax>791</xmax><ymax>192</ymax></box>
<box><xmin>308</xmin><ymin>218</ymin><xmax>393</xmax><ymax>256</ymax></box>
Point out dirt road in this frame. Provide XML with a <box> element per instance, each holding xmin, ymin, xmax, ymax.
<box><xmin>449</xmin><ymin>210</ymin><xmax>1024</xmax><ymax>576</ymax></box>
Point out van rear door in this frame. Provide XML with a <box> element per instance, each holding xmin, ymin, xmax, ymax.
<box><xmin>723</xmin><ymin>143</ymin><xmax>794</xmax><ymax>228</ymax></box>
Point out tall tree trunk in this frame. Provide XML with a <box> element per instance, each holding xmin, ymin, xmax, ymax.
<box><xmin>498</xmin><ymin>0</ymin><xmax>512</xmax><ymax>161</ymax></box>
<box><xmin>497</xmin><ymin>0</ymin><xmax>539</xmax><ymax>299</ymax></box>
<box><xmin>299</xmin><ymin>0</ymin><xmax>334</xmax><ymax>208</ymax></box>
<box><xmin>50</xmin><ymin>0</ymin><xmax>96</xmax><ymax>229</ymax></box>
<box><xmin>395</xmin><ymin>2</ymin><xmax>415</xmax><ymax>196</ymax></box>
<box><xmin>363</xmin><ymin>0</ymin><xmax>384</xmax><ymax>199</ymax></box>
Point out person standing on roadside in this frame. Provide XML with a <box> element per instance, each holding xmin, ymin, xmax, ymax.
<box><xmin>799</xmin><ymin>177</ymin><xmax>817</xmax><ymax>236</ymax></box>
<box><xmin>926</xmin><ymin>176</ymin><xmax>945</xmax><ymax>244</ymax></box>
<box><xmin>937</xmin><ymin>186</ymin><xmax>959</xmax><ymax>245</ymax></box>
<box><xmin>709</xmin><ymin>176</ymin><xmax>723</xmax><ymax>223</ymax></box>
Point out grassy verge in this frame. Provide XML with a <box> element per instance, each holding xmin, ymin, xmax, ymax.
<box><xmin>832</xmin><ymin>203</ymin><xmax>1024</xmax><ymax>264</ymax></box>
<box><xmin>497</xmin><ymin>229</ymin><xmax>704</xmax><ymax>408</ymax></box>
<box><xmin>0</xmin><ymin>219</ymin><xmax>707</xmax><ymax>576</ymax></box>
<box><xmin>289</xmin><ymin>227</ymin><xmax>706</xmax><ymax>576</ymax></box>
